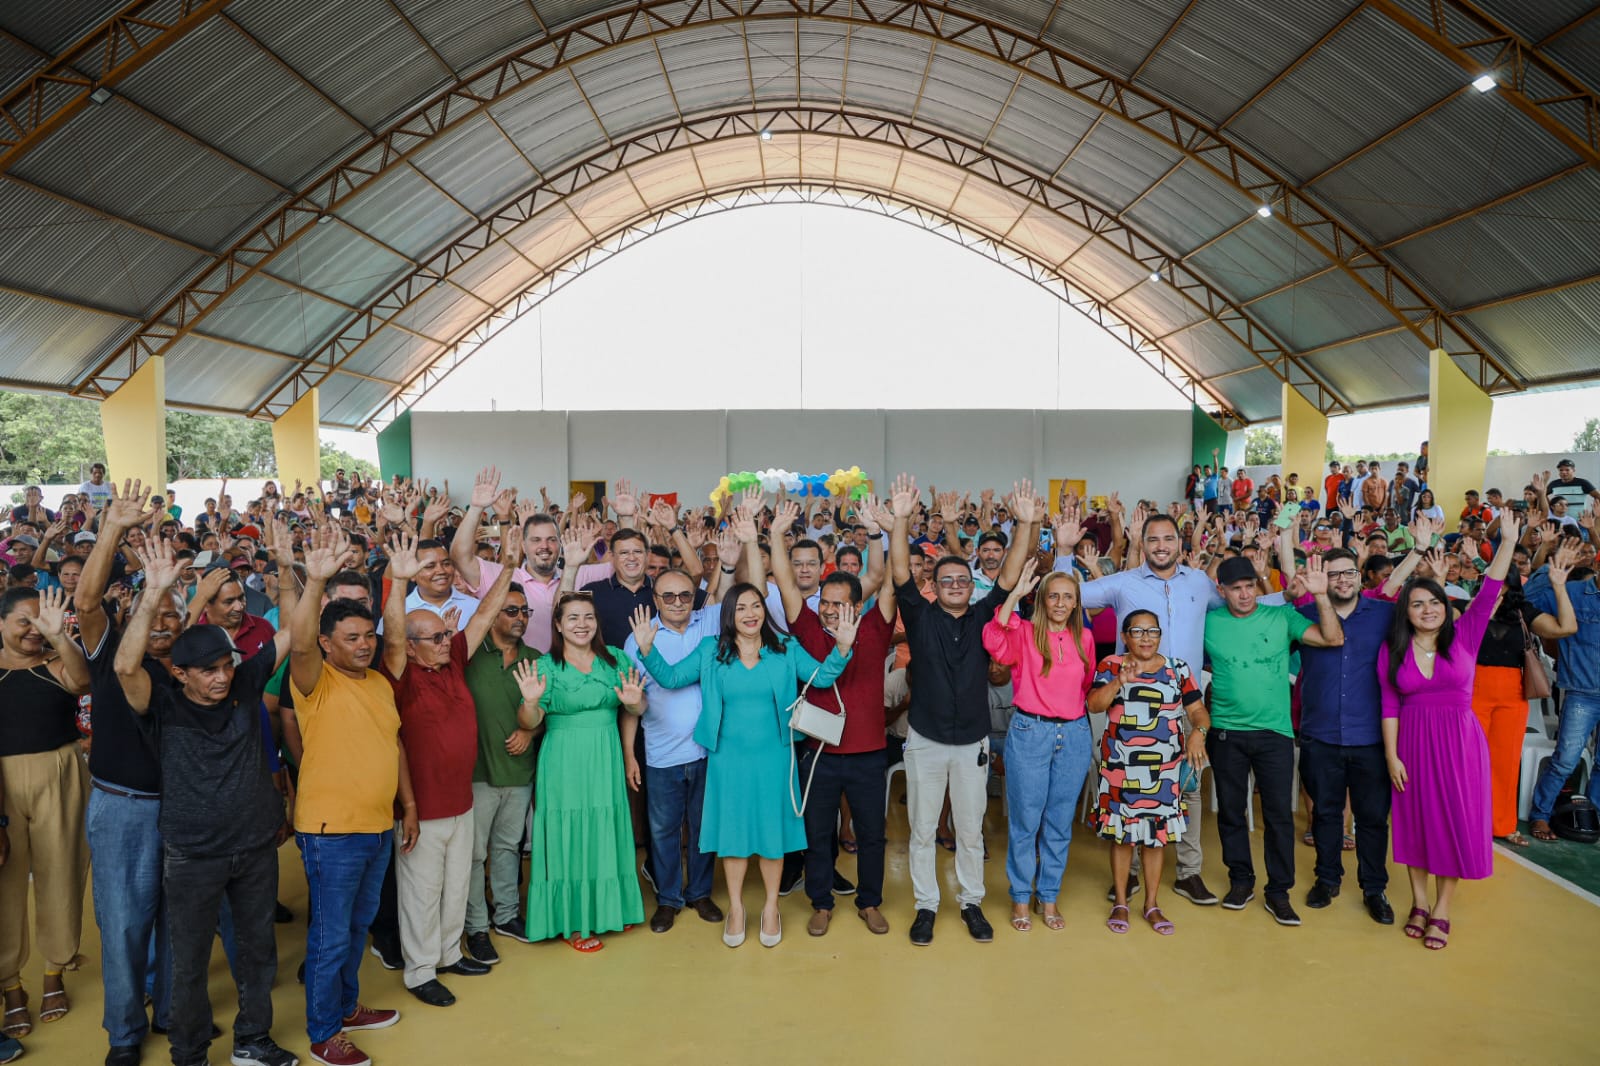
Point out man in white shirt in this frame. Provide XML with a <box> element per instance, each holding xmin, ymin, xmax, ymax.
<box><xmin>80</xmin><ymin>462</ymin><xmax>114</xmax><ymax>507</ymax></box>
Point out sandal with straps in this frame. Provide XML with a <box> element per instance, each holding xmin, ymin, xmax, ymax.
<box><xmin>39</xmin><ymin>987</ymin><xmax>68</xmax><ymax>1024</ymax></box>
<box><xmin>2</xmin><ymin>991</ymin><xmax>28</xmax><ymax>1039</ymax></box>
<box><xmin>1010</xmin><ymin>911</ymin><xmax>1032</xmax><ymax>933</ymax></box>
<box><xmin>566</xmin><ymin>935</ymin><xmax>603</xmax><ymax>953</ymax></box>
<box><xmin>1144</xmin><ymin>905</ymin><xmax>1175</xmax><ymax>935</ymax></box>
<box><xmin>1106</xmin><ymin>905</ymin><xmax>1130</xmax><ymax>934</ymax></box>
<box><xmin>1403</xmin><ymin>907</ymin><xmax>1430</xmax><ymax>940</ymax></box>
<box><xmin>1423</xmin><ymin>918</ymin><xmax>1450</xmax><ymax>951</ymax></box>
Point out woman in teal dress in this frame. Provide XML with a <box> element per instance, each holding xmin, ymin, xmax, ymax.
<box><xmin>524</xmin><ymin>592</ymin><xmax>649</xmax><ymax>952</ymax></box>
<box><xmin>632</xmin><ymin>582</ymin><xmax>858</xmax><ymax>949</ymax></box>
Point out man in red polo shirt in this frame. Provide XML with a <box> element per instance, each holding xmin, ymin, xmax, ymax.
<box><xmin>768</xmin><ymin>498</ymin><xmax>896</xmax><ymax>938</ymax></box>
<box><xmin>380</xmin><ymin>528</ymin><xmax>521</xmax><ymax>1008</ymax></box>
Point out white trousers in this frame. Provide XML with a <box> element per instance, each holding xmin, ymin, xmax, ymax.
<box><xmin>904</xmin><ymin>726</ymin><xmax>988</xmax><ymax>912</ymax></box>
<box><xmin>396</xmin><ymin>811</ymin><xmax>473</xmax><ymax>987</ymax></box>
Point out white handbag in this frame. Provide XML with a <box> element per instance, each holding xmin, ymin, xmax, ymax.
<box><xmin>787</xmin><ymin>665</ymin><xmax>847</xmax><ymax>816</ymax></box>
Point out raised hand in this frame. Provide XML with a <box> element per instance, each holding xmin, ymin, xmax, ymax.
<box><xmin>422</xmin><ymin>492</ymin><xmax>452</xmax><ymax>526</ymax></box>
<box><xmin>858</xmin><ymin>494</ymin><xmax>885</xmax><ymax>535</ymax></box>
<box><xmin>569</xmin><ymin>491</ymin><xmax>587</xmax><ymax>514</ymax></box>
<box><xmin>730</xmin><ymin>506</ymin><xmax>759</xmax><ymax>544</ymax></box>
<box><xmin>613</xmin><ymin>667</ymin><xmax>646</xmax><ymax>708</ymax></box>
<box><xmin>1300</xmin><ymin>552</ymin><xmax>1329</xmax><ymax>596</ymax></box>
<box><xmin>628</xmin><ymin>604</ymin><xmax>659</xmax><ymax>656</ymax></box>
<box><xmin>1008</xmin><ymin>557</ymin><xmax>1041</xmax><ymax>603</ymax></box>
<box><xmin>512</xmin><ymin>659</ymin><xmax>547</xmax><ymax>705</ymax></box>
<box><xmin>134</xmin><ymin>538</ymin><xmax>182</xmax><ymax>592</ymax></box>
<box><xmin>1549</xmin><ymin>541</ymin><xmax>1580</xmax><ymax>584</ymax></box>
<box><xmin>1418</xmin><ymin>547</ymin><xmax>1445</xmax><ymax>581</ymax></box>
<box><xmin>561</xmin><ymin>523</ymin><xmax>592</xmax><ymax>567</ymax></box>
<box><xmin>305</xmin><ymin>525</ymin><xmax>352</xmax><ymax>582</ymax></box>
<box><xmin>1118</xmin><ymin>655</ymin><xmax>1141</xmax><ymax>686</ymax></box>
<box><xmin>889</xmin><ymin>473</ymin><xmax>918</xmax><ymax>519</ymax></box>
<box><xmin>868</xmin><ymin>499</ymin><xmax>896</xmax><ymax>533</ymax></box>
<box><xmin>470</xmin><ymin>466</ymin><xmax>501</xmax><ymax>509</ymax></box>
<box><xmin>386</xmin><ymin>530</ymin><xmax>422</xmax><ymax>581</ymax></box>
<box><xmin>514</xmin><ymin>496</ymin><xmax>540</xmax><ymax>527</ymax></box>
<box><xmin>772</xmin><ymin>499</ymin><xmax>801</xmax><ymax>533</ymax></box>
<box><xmin>612</xmin><ymin>478</ymin><xmax>639</xmax><ymax>518</ymax></box>
<box><xmin>499</xmin><ymin>523</ymin><xmax>524</xmax><ymax>568</ymax></box>
<box><xmin>440</xmin><ymin>606</ymin><xmax>461</xmax><ymax>634</ymax></box>
<box><xmin>104</xmin><ymin>478</ymin><xmax>152</xmax><ymax>529</ymax></box>
<box><xmin>31</xmin><ymin>587</ymin><xmax>72</xmax><ymax>642</ymax></box>
<box><xmin>714</xmin><ymin>528</ymin><xmax>742</xmax><ymax>571</ymax></box>
<box><xmin>936</xmin><ymin>491</ymin><xmax>960</xmax><ymax>524</ymax></box>
<box><xmin>830</xmin><ymin>600</ymin><xmax>860</xmax><ymax>651</ymax></box>
<box><xmin>1052</xmin><ymin>511</ymin><xmax>1083</xmax><ymax>550</ymax></box>
<box><xmin>267</xmin><ymin>516</ymin><xmax>294</xmax><ymax>558</ymax></box>
<box><xmin>647</xmin><ymin>499</ymin><xmax>677</xmax><ymax>531</ymax></box>
<box><xmin>1009</xmin><ymin>480</ymin><xmax>1037</xmax><ymax>524</ymax></box>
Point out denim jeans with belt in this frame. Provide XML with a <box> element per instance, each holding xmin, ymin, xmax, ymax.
<box><xmin>86</xmin><ymin>783</ymin><xmax>170</xmax><ymax>1049</ymax></box>
<box><xmin>1003</xmin><ymin>713</ymin><xmax>1092</xmax><ymax>904</ymax></box>
<box><xmin>1530</xmin><ymin>691</ymin><xmax>1600</xmax><ymax>823</ymax></box>
<box><xmin>643</xmin><ymin>760</ymin><xmax>712</xmax><ymax>910</ymax></box>
<box><xmin>299</xmin><ymin>831</ymin><xmax>391</xmax><ymax>1044</ymax></box>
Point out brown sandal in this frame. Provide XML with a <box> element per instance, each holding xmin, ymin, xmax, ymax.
<box><xmin>2</xmin><ymin>990</ymin><xmax>29</xmax><ymax>1038</ymax></box>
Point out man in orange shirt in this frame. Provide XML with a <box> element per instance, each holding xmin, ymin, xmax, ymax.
<box><xmin>1323</xmin><ymin>461</ymin><xmax>1343</xmax><ymax>511</ymax></box>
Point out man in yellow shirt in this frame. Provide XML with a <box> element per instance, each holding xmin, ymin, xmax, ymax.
<box><xmin>290</xmin><ymin>525</ymin><xmax>419</xmax><ymax>1066</ymax></box>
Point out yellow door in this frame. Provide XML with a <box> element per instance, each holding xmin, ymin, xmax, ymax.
<box><xmin>1048</xmin><ymin>478</ymin><xmax>1087</xmax><ymax>514</ymax></box>
<box><xmin>568</xmin><ymin>480</ymin><xmax>606</xmax><ymax>513</ymax></box>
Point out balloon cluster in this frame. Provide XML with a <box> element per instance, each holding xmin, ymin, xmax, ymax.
<box><xmin>710</xmin><ymin>467</ymin><xmax>871</xmax><ymax>514</ymax></box>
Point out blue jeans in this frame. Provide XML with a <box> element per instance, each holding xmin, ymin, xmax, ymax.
<box><xmin>299</xmin><ymin>832</ymin><xmax>391</xmax><ymax>1044</ymax></box>
<box><xmin>1530</xmin><ymin>691</ymin><xmax>1600</xmax><ymax>823</ymax></box>
<box><xmin>1004</xmin><ymin>714</ymin><xmax>1092</xmax><ymax>904</ymax></box>
<box><xmin>86</xmin><ymin>785</ymin><xmax>170</xmax><ymax>1048</ymax></box>
<box><xmin>644</xmin><ymin>760</ymin><xmax>712</xmax><ymax>909</ymax></box>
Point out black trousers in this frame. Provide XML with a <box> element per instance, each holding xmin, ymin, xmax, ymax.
<box><xmin>1299</xmin><ymin>737</ymin><xmax>1390</xmax><ymax>895</ymax></box>
<box><xmin>801</xmin><ymin>748</ymin><xmax>888</xmax><ymax>911</ymax></box>
<box><xmin>164</xmin><ymin>843</ymin><xmax>278</xmax><ymax>1065</ymax></box>
<box><xmin>1207</xmin><ymin>728</ymin><xmax>1296</xmax><ymax>897</ymax></box>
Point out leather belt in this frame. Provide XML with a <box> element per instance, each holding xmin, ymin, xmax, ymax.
<box><xmin>92</xmin><ymin>780</ymin><xmax>158</xmax><ymax>800</ymax></box>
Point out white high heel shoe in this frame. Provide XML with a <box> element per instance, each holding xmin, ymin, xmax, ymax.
<box><xmin>723</xmin><ymin>910</ymin><xmax>746</xmax><ymax>948</ymax></box>
<box><xmin>759</xmin><ymin>911</ymin><xmax>783</xmax><ymax>948</ymax></box>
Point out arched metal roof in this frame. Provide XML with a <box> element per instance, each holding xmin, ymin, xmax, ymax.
<box><xmin>3</xmin><ymin>0</ymin><xmax>1597</xmax><ymax>429</ymax></box>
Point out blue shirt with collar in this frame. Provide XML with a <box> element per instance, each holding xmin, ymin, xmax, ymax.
<box><xmin>1526</xmin><ymin>567</ymin><xmax>1600</xmax><ymax>695</ymax></box>
<box><xmin>624</xmin><ymin>607</ymin><xmax>719</xmax><ymax>769</ymax></box>
<box><xmin>1055</xmin><ymin>558</ymin><xmax>1222</xmax><ymax>670</ymax></box>
<box><xmin>1295</xmin><ymin>595</ymin><xmax>1394</xmax><ymax>747</ymax></box>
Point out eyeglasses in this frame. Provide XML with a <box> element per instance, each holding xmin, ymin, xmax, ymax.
<box><xmin>500</xmin><ymin>606</ymin><xmax>532</xmax><ymax>618</ymax></box>
<box><xmin>1125</xmin><ymin>627</ymin><xmax>1162</xmax><ymax>638</ymax></box>
<box><xmin>937</xmin><ymin>576</ymin><xmax>973</xmax><ymax>588</ymax></box>
<box><xmin>656</xmin><ymin>591</ymin><xmax>694</xmax><ymax>604</ymax></box>
<box><xmin>1325</xmin><ymin>569</ymin><xmax>1359</xmax><ymax>580</ymax></box>
<box><xmin>408</xmin><ymin>629</ymin><xmax>455</xmax><ymax>645</ymax></box>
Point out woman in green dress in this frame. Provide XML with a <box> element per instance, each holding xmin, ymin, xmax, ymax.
<box><xmin>632</xmin><ymin>583</ymin><xmax>858</xmax><ymax>949</ymax></box>
<box><xmin>524</xmin><ymin>592</ymin><xmax>648</xmax><ymax>952</ymax></box>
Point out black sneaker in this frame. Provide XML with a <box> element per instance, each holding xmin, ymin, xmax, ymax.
<box><xmin>832</xmin><ymin>871</ymin><xmax>856</xmax><ymax>896</ymax></box>
<box><xmin>778</xmin><ymin>868</ymin><xmax>805</xmax><ymax>897</ymax></box>
<box><xmin>1264</xmin><ymin>894</ymin><xmax>1302</xmax><ymax>926</ymax></box>
<box><xmin>1221</xmin><ymin>884</ymin><xmax>1254</xmax><ymax>910</ymax></box>
<box><xmin>464</xmin><ymin>932</ymin><xmax>499</xmax><ymax>965</ymax></box>
<box><xmin>1105</xmin><ymin>873</ymin><xmax>1140</xmax><ymax>901</ymax></box>
<box><xmin>1172</xmin><ymin>875</ymin><xmax>1218</xmax><ymax>905</ymax></box>
<box><xmin>369</xmin><ymin>935</ymin><xmax>403</xmax><ymax>971</ymax></box>
<box><xmin>909</xmin><ymin>908</ymin><xmax>935</xmax><ymax>946</ymax></box>
<box><xmin>492</xmin><ymin>919</ymin><xmax>533</xmax><ymax>944</ymax></box>
<box><xmin>231</xmin><ymin>1037</ymin><xmax>300</xmax><ymax>1066</ymax></box>
<box><xmin>959</xmin><ymin>904</ymin><xmax>994</xmax><ymax>943</ymax></box>
<box><xmin>1305</xmin><ymin>882</ymin><xmax>1339</xmax><ymax>909</ymax></box>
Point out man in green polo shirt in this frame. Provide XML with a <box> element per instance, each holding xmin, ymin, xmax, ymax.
<box><xmin>461</xmin><ymin>583</ymin><xmax>541</xmax><ymax>965</ymax></box>
<box><xmin>1204</xmin><ymin>553</ymin><xmax>1343</xmax><ymax>928</ymax></box>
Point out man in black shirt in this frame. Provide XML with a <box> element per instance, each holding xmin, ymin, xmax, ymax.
<box><xmin>888</xmin><ymin>474</ymin><xmax>1033</xmax><ymax>946</ymax></box>
<box><xmin>115</xmin><ymin>536</ymin><xmax>299</xmax><ymax>1066</ymax></box>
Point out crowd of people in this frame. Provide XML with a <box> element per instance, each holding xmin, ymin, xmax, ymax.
<box><xmin>0</xmin><ymin>446</ymin><xmax>1597</xmax><ymax>1066</ymax></box>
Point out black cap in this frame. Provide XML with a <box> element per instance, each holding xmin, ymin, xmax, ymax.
<box><xmin>977</xmin><ymin>531</ymin><xmax>1008</xmax><ymax>549</ymax></box>
<box><xmin>169</xmin><ymin>625</ymin><xmax>240</xmax><ymax>669</ymax></box>
<box><xmin>1217</xmin><ymin>557</ymin><xmax>1258</xmax><ymax>586</ymax></box>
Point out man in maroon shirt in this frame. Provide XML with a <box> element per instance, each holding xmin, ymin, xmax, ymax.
<box><xmin>769</xmin><ymin>498</ymin><xmax>896</xmax><ymax>938</ymax></box>
<box><xmin>380</xmin><ymin>528</ymin><xmax>521</xmax><ymax>1008</ymax></box>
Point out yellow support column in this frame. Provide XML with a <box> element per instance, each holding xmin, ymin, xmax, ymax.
<box><xmin>1280</xmin><ymin>384</ymin><xmax>1328</xmax><ymax>503</ymax></box>
<box><xmin>100</xmin><ymin>356</ymin><xmax>167</xmax><ymax>494</ymax></box>
<box><xmin>1427</xmin><ymin>348</ymin><xmax>1492</xmax><ymax>518</ymax></box>
<box><xmin>272</xmin><ymin>388</ymin><xmax>322</xmax><ymax>492</ymax></box>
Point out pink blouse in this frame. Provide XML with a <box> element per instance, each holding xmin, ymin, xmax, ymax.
<box><xmin>982</xmin><ymin>612</ymin><xmax>1095</xmax><ymax>720</ymax></box>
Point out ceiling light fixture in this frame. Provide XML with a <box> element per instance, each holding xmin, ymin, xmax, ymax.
<box><xmin>89</xmin><ymin>86</ymin><xmax>112</xmax><ymax>105</ymax></box>
<box><xmin>1149</xmin><ymin>270</ymin><xmax>1162</xmax><ymax>283</ymax></box>
<box><xmin>759</xmin><ymin>128</ymin><xmax>772</xmax><ymax>141</ymax></box>
<box><xmin>316</xmin><ymin>214</ymin><xmax>333</xmax><ymax>225</ymax></box>
<box><xmin>1256</xmin><ymin>204</ymin><xmax>1273</xmax><ymax>218</ymax></box>
<box><xmin>1472</xmin><ymin>74</ymin><xmax>1497</xmax><ymax>93</ymax></box>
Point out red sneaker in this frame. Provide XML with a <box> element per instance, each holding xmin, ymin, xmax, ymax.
<box><xmin>310</xmin><ymin>1033</ymin><xmax>371</xmax><ymax>1066</ymax></box>
<box><xmin>341</xmin><ymin>1003</ymin><xmax>399</xmax><ymax>1031</ymax></box>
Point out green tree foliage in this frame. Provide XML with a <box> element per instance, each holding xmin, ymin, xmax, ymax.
<box><xmin>1574</xmin><ymin>418</ymin><xmax>1600</xmax><ymax>453</ymax></box>
<box><xmin>321</xmin><ymin>447</ymin><xmax>378</xmax><ymax>481</ymax></box>
<box><xmin>164</xmin><ymin>410</ymin><xmax>276</xmax><ymax>481</ymax></box>
<box><xmin>1244</xmin><ymin>427</ymin><xmax>1282</xmax><ymax>466</ymax></box>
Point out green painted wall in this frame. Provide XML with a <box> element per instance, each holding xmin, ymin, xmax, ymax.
<box><xmin>1191</xmin><ymin>404</ymin><xmax>1227</xmax><ymax>469</ymax></box>
<box><xmin>376</xmin><ymin>409</ymin><xmax>413</xmax><ymax>481</ymax></box>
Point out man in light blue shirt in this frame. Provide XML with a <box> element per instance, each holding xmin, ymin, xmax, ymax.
<box><xmin>623</xmin><ymin>567</ymin><xmax>725</xmax><ymax>932</ymax></box>
<box><xmin>1525</xmin><ymin>563</ymin><xmax>1600</xmax><ymax>838</ymax></box>
<box><xmin>1055</xmin><ymin>513</ymin><xmax>1223</xmax><ymax>905</ymax></box>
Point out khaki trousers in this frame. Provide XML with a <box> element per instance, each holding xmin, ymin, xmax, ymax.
<box><xmin>0</xmin><ymin>743</ymin><xmax>89</xmax><ymax>985</ymax></box>
<box><xmin>396</xmin><ymin>811</ymin><xmax>473</xmax><ymax>988</ymax></box>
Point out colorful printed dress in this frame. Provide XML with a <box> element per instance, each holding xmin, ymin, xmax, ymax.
<box><xmin>1091</xmin><ymin>656</ymin><xmax>1201</xmax><ymax>847</ymax></box>
<box><xmin>524</xmin><ymin>649</ymin><xmax>646</xmax><ymax>941</ymax></box>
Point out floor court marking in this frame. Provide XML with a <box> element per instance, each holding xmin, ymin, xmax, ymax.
<box><xmin>1495</xmin><ymin>841</ymin><xmax>1600</xmax><ymax>908</ymax></box>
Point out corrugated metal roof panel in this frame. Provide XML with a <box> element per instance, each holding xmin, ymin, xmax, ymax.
<box><xmin>163</xmin><ymin>333</ymin><xmax>292</xmax><ymax>411</ymax></box>
<box><xmin>1113</xmin><ymin>276</ymin><xmax>1212</xmax><ymax>339</ymax></box>
<box><xmin>1065</xmin><ymin>237</ymin><xmax>1153</xmax><ymax>297</ymax></box>
<box><xmin>1210</xmin><ymin>364</ymin><xmax>1284</xmax><ymax>422</ymax></box>
<box><xmin>322</xmin><ymin>374</ymin><xmax>397</xmax><ymax>428</ymax></box>
<box><xmin>1249</xmin><ymin>267</ymin><xmax>1399</xmax><ymax>350</ymax></box>
<box><xmin>0</xmin><ymin>289</ymin><xmax>130</xmax><ymax>385</ymax></box>
<box><xmin>0</xmin><ymin>33</ymin><xmax>43</xmax><ymax>98</ymax></box>
<box><xmin>1302</xmin><ymin>329</ymin><xmax>1429</xmax><ymax>407</ymax></box>
<box><xmin>0</xmin><ymin>2</ymin><xmax>128</xmax><ymax>56</ymax></box>
<box><xmin>984</xmin><ymin>76</ymin><xmax>1101</xmax><ymax>176</ymax></box>
<box><xmin>1136</xmin><ymin>0</ymin><xmax>1364</xmax><ymax>125</ymax></box>
<box><xmin>1311</xmin><ymin>90</ymin><xmax>1579</xmax><ymax>245</ymax></box>
<box><xmin>795</xmin><ymin>23</ymin><xmax>847</xmax><ymax>102</ymax></box>
<box><xmin>1228</xmin><ymin>7</ymin><xmax>1465</xmax><ymax>184</ymax></box>
<box><xmin>978</xmin><ymin>0</ymin><xmax>1060</xmax><ymax>39</ymax></box>
<box><xmin>446</xmin><ymin>239</ymin><xmax>534</xmax><ymax>307</ymax></box>
<box><xmin>197</xmin><ymin>274</ymin><xmax>350</xmax><ymax>353</ymax></box>
<box><xmin>409</xmin><ymin>113</ymin><xmax>538</xmax><ymax>218</ymax></box>
<box><xmin>1057</xmin><ymin>114</ymin><xmax>1185</xmax><ymax>214</ymax></box>
<box><xmin>1461</xmin><ymin>280</ymin><xmax>1600</xmax><ymax>382</ymax></box>
<box><xmin>1546</xmin><ymin>16</ymin><xmax>1600</xmax><ymax>97</ymax></box>
<box><xmin>1006</xmin><ymin>205</ymin><xmax>1094</xmax><ymax>267</ymax></box>
<box><xmin>117</xmin><ymin>16</ymin><xmax>368</xmax><ymax>188</ymax></box>
<box><xmin>747</xmin><ymin>20</ymin><xmax>800</xmax><ymax>106</ymax></box>
<box><xmin>10</xmin><ymin>96</ymin><xmax>282</xmax><ymax>252</ymax></box>
<box><xmin>528</xmin><ymin>0</ymin><xmax>624</xmax><ymax>33</ymax></box>
<box><xmin>266</xmin><ymin>222</ymin><xmax>414</xmax><ymax>312</ymax></box>
<box><xmin>571</xmin><ymin>38</ymin><xmax>680</xmax><ymax>137</ymax></box>
<box><xmin>834</xmin><ymin>25</ymin><xmax>928</xmax><ymax>117</ymax></box>
<box><xmin>490</xmin><ymin>74</ymin><xmax>609</xmax><ymax>176</ymax></box>
<box><xmin>1162</xmin><ymin>318</ymin><xmax>1261</xmax><ymax>379</ymax></box>
<box><xmin>653</xmin><ymin>21</ymin><xmax>752</xmax><ymax>116</ymax></box>
<box><xmin>390</xmin><ymin>282</ymin><xmax>494</xmax><ymax>344</ymax></box>
<box><xmin>1389</xmin><ymin>167</ymin><xmax>1600</xmax><ymax>309</ymax></box>
<box><xmin>1039</xmin><ymin>0</ymin><xmax>1192</xmax><ymax>79</ymax></box>
<box><xmin>338</xmin><ymin>327</ymin><xmax>425</xmax><ymax>382</ymax></box>
<box><xmin>229</xmin><ymin>0</ymin><xmax>451</xmax><ymax>131</ymax></box>
<box><xmin>1187</xmin><ymin>215</ymin><xmax>1318</xmax><ymax>303</ymax></box>
<box><xmin>392</xmin><ymin>0</ymin><xmax>542</xmax><ymax>75</ymax></box>
<box><xmin>336</xmin><ymin>165</ymin><xmax>475</xmax><ymax>262</ymax></box>
<box><xmin>914</xmin><ymin>46</ymin><xmax>1014</xmax><ymax>147</ymax></box>
<box><xmin>1123</xmin><ymin>160</ymin><xmax>1259</xmax><ymax>255</ymax></box>
<box><xmin>1466</xmin><ymin>0</ymin><xmax>1593</xmax><ymax>43</ymax></box>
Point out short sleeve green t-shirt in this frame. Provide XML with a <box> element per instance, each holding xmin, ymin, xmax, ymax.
<box><xmin>464</xmin><ymin>638</ymin><xmax>542</xmax><ymax>787</ymax></box>
<box><xmin>1203</xmin><ymin>603</ymin><xmax>1314</xmax><ymax>736</ymax></box>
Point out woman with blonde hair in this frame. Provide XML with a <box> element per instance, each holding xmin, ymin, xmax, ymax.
<box><xmin>982</xmin><ymin>560</ymin><xmax>1096</xmax><ymax>932</ymax></box>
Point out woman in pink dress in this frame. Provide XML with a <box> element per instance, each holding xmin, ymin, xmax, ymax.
<box><xmin>1379</xmin><ymin>511</ymin><xmax>1519</xmax><ymax>950</ymax></box>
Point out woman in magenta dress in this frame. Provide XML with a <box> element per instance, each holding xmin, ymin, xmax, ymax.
<box><xmin>1378</xmin><ymin>511</ymin><xmax>1519</xmax><ymax>951</ymax></box>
